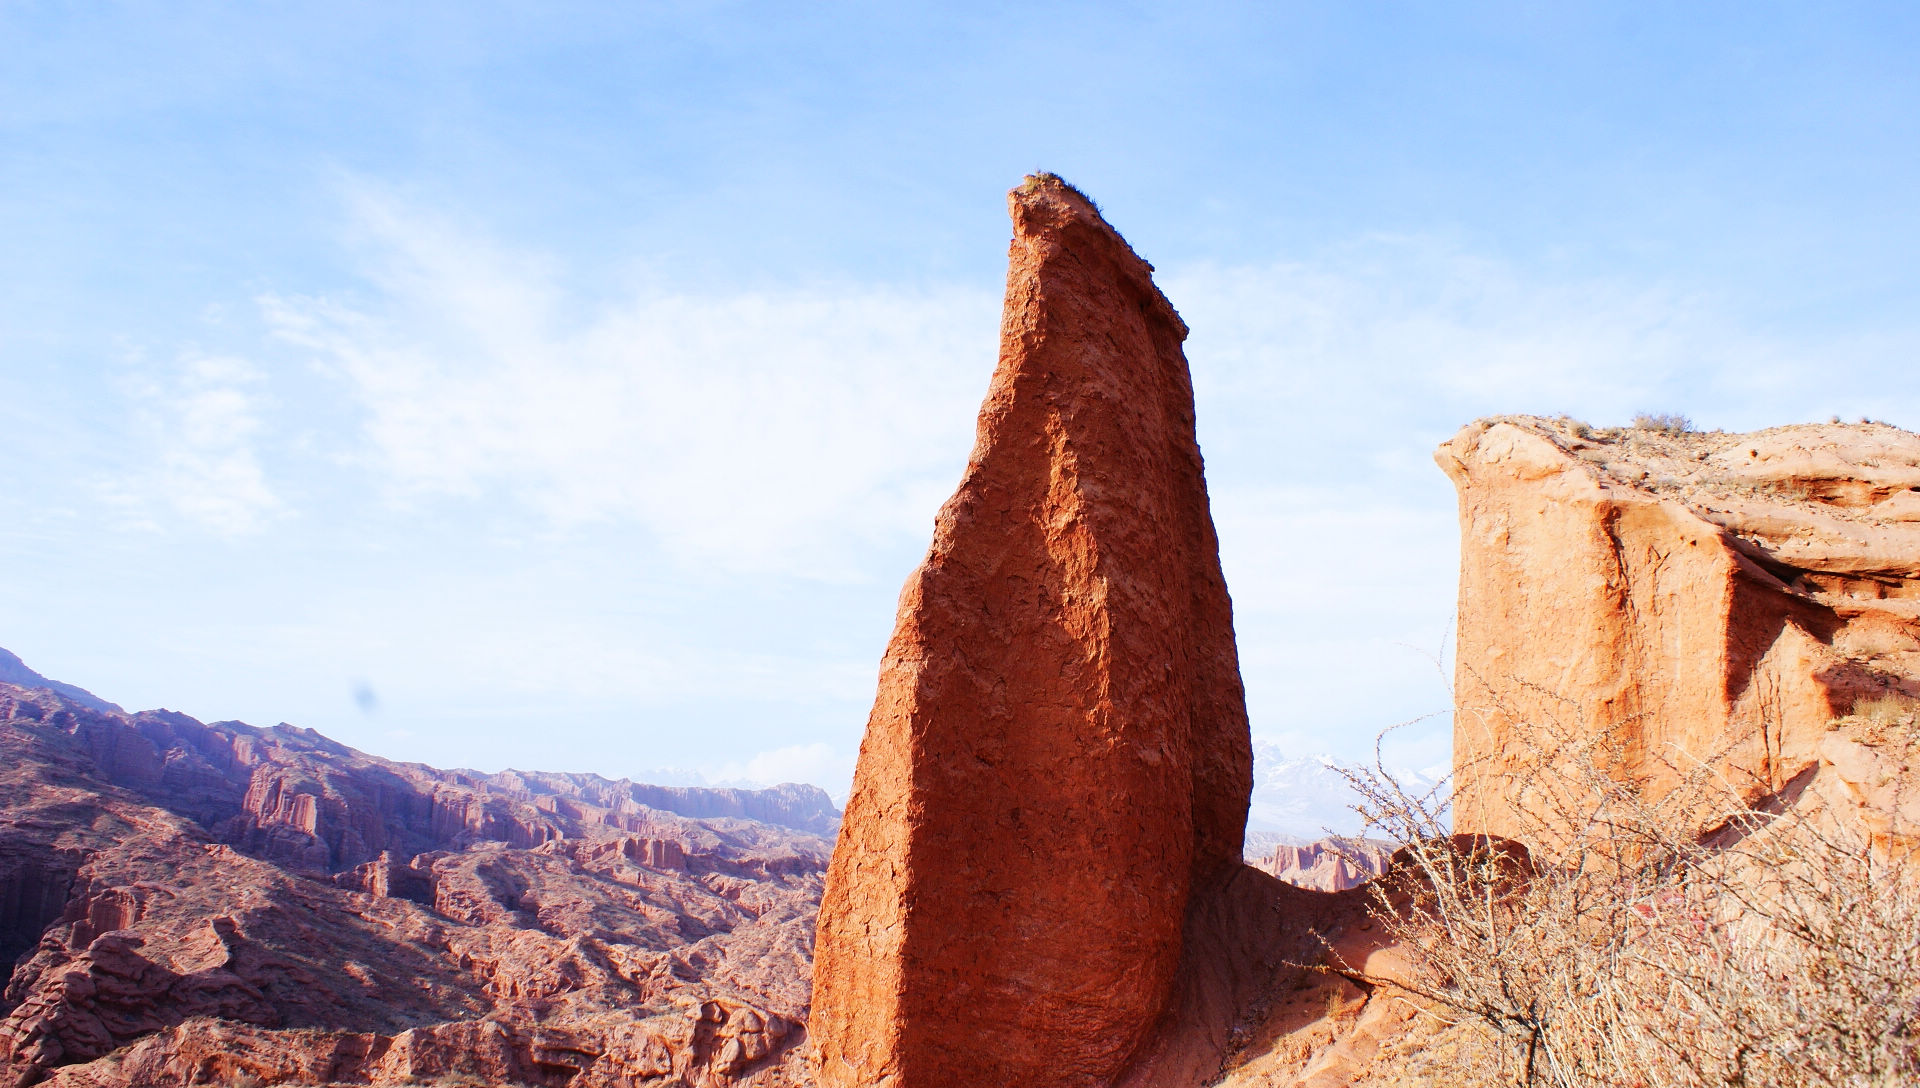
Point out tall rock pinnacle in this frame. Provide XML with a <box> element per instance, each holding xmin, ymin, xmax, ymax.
<box><xmin>809</xmin><ymin>175</ymin><xmax>1254</xmax><ymax>1088</ymax></box>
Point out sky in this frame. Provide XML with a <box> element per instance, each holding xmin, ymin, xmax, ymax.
<box><xmin>3</xmin><ymin>2</ymin><xmax>1918</xmax><ymax>811</ymax></box>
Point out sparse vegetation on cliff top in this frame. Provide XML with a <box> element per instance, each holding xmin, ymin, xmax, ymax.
<box><xmin>1330</xmin><ymin>710</ymin><xmax>1920</xmax><ymax>1088</ymax></box>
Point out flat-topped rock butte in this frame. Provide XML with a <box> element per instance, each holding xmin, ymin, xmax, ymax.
<box><xmin>810</xmin><ymin>174</ymin><xmax>1280</xmax><ymax>1088</ymax></box>
<box><xmin>1441</xmin><ymin>416</ymin><xmax>1920</xmax><ymax>843</ymax></box>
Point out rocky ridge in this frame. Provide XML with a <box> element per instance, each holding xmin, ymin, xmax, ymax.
<box><xmin>0</xmin><ymin>677</ymin><xmax>833</xmax><ymax>1088</ymax></box>
<box><xmin>0</xmin><ymin>651</ymin><xmax>118</xmax><ymax>715</ymax></box>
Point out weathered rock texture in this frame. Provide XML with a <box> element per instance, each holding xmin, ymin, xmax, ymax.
<box><xmin>1439</xmin><ymin>416</ymin><xmax>1920</xmax><ymax>839</ymax></box>
<box><xmin>1250</xmin><ymin>839</ymin><xmax>1393</xmax><ymax>894</ymax></box>
<box><xmin>1194</xmin><ymin>415</ymin><xmax>1920</xmax><ymax>1088</ymax></box>
<box><xmin>1209</xmin><ymin>885</ymin><xmax>1424</xmax><ymax>1088</ymax></box>
<box><xmin>0</xmin><ymin>677</ymin><xmax>833</xmax><ymax>1088</ymax></box>
<box><xmin>810</xmin><ymin>174</ymin><xmax>1259</xmax><ymax>1088</ymax></box>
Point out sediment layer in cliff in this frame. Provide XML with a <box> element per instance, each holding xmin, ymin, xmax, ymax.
<box><xmin>809</xmin><ymin>174</ymin><xmax>1265</xmax><ymax>1088</ymax></box>
<box><xmin>1439</xmin><ymin>416</ymin><xmax>1920</xmax><ymax>839</ymax></box>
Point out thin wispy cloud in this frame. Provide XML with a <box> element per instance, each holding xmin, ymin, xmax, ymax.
<box><xmin>263</xmin><ymin>183</ymin><xmax>1000</xmax><ymax>578</ymax></box>
<box><xmin>109</xmin><ymin>354</ymin><xmax>283</xmax><ymax>536</ymax></box>
<box><xmin>80</xmin><ymin>183</ymin><xmax>1920</xmax><ymax>794</ymax></box>
<box><xmin>1173</xmin><ymin>236</ymin><xmax>1919</xmax><ymax>439</ymax></box>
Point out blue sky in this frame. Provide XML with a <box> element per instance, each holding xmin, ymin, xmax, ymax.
<box><xmin>3</xmin><ymin>2</ymin><xmax>1917</xmax><ymax>800</ymax></box>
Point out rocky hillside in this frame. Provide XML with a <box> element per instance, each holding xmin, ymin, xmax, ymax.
<box><xmin>1208</xmin><ymin>417</ymin><xmax>1920</xmax><ymax>1086</ymax></box>
<box><xmin>0</xmin><ymin>673</ymin><xmax>834</xmax><ymax>1088</ymax></box>
<box><xmin>0</xmin><ymin>650</ymin><xmax>119</xmax><ymax>714</ymax></box>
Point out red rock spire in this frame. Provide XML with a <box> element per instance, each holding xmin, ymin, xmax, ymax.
<box><xmin>809</xmin><ymin>174</ymin><xmax>1253</xmax><ymax>1088</ymax></box>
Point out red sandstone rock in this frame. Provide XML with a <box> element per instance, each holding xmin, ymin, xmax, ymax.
<box><xmin>0</xmin><ymin>681</ymin><xmax>831</xmax><ymax>1087</ymax></box>
<box><xmin>810</xmin><ymin>174</ymin><xmax>1258</xmax><ymax>1088</ymax></box>
<box><xmin>1437</xmin><ymin>417</ymin><xmax>1920</xmax><ymax>840</ymax></box>
<box><xmin>1211</xmin><ymin>417</ymin><xmax>1920</xmax><ymax>1087</ymax></box>
<box><xmin>1252</xmin><ymin>839</ymin><xmax>1393</xmax><ymax>893</ymax></box>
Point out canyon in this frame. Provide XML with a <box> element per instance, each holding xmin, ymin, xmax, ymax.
<box><xmin>0</xmin><ymin>654</ymin><xmax>1386</xmax><ymax>1088</ymax></box>
<box><xmin>1247</xmin><ymin>841</ymin><xmax>1392</xmax><ymax>895</ymax></box>
<box><xmin>0</xmin><ymin>679</ymin><xmax>832</xmax><ymax>1088</ymax></box>
<box><xmin>2</xmin><ymin>173</ymin><xmax>1917</xmax><ymax>1087</ymax></box>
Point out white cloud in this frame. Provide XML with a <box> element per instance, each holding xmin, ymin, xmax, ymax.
<box><xmin>111</xmin><ymin>192</ymin><xmax>1919</xmax><ymax>788</ymax></box>
<box><xmin>1169</xmin><ymin>236</ymin><xmax>1920</xmax><ymax>437</ymax></box>
<box><xmin>708</xmin><ymin>741</ymin><xmax>856</xmax><ymax>802</ymax></box>
<box><xmin>263</xmin><ymin>182</ymin><xmax>999</xmax><ymax>578</ymax></box>
<box><xmin>253</xmin><ymin>195</ymin><xmax>1917</xmax><ymax>589</ymax></box>
<box><xmin>113</xmin><ymin>354</ymin><xmax>282</xmax><ymax>535</ymax></box>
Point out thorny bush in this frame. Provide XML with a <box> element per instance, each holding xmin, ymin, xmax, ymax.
<box><xmin>1329</xmin><ymin>703</ymin><xmax>1920</xmax><ymax>1088</ymax></box>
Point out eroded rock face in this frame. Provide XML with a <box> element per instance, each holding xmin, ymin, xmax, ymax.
<box><xmin>1438</xmin><ymin>417</ymin><xmax>1920</xmax><ymax>838</ymax></box>
<box><xmin>810</xmin><ymin>175</ymin><xmax>1257</xmax><ymax>1088</ymax></box>
<box><xmin>0</xmin><ymin>682</ymin><xmax>830</xmax><ymax>1088</ymax></box>
<box><xmin>1250</xmin><ymin>839</ymin><xmax>1392</xmax><ymax>893</ymax></box>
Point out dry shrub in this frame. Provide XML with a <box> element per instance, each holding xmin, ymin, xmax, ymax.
<box><xmin>1632</xmin><ymin>413</ymin><xmax>1693</xmax><ymax>434</ymax></box>
<box><xmin>1852</xmin><ymin>692</ymin><xmax>1920</xmax><ymax>728</ymax></box>
<box><xmin>1333</xmin><ymin>715</ymin><xmax>1920</xmax><ymax>1088</ymax></box>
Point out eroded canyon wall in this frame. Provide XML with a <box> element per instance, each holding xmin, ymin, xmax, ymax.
<box><xmin>1440</xmin><ymin>416</ymin><xmax>1920</xmax><ymax>839</ymax></box>
<box><xmin>810</xmin><ymin>174</ymin><xmax>1259</xmax><ymax>1088</ymax></box>
<box><xmin>0</xmin><ymin>682</ymin><xmax>829</xmax><ymax>1088</ymax></box>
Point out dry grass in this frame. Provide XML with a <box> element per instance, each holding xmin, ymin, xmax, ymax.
<box><xmin>1328</xmin><ymin>714</ymin><xmax>1920</xmax><ymax>1088</ymax></box>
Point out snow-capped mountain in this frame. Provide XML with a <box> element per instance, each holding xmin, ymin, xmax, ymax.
<box><xmin>1247</xmin><ymin>738</ymin><xmax>1444</xmax><ymax>840</ymax></box>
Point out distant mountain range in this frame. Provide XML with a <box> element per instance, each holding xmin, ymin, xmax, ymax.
<box><xmin>1247</xmin><ymin>739</ymin><xmax>1444</xmax><ymax>840</ymax></box>
<box><xmin>0</xmin><ymin>646</ymin><xmax>836</xmax><ymax>1086</ymax></box>
<box><xmin>0</xmin><ymin>643</ymin><xmax>1437</xmax><ymax>844</ymax></box>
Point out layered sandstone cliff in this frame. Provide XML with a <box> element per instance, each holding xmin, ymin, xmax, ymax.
<box><xmin>0</xmin><ymin>679</ymin><xmax>831</xmax><ymax>1088</ymax></box>
<box><xmin>1250</xmin><ymin>839</ymin><xmax>1393</xmax><ymax>894</ymax></box>
<box><xmin>810</xmin><ymin>174</ymin><xmax>1273</xmax><ymax>1088</ymax></box>
<box><xmin>1439</xmin><ymin>416</ymin><xmax>1920</xmax><ymax>839</ymax></box>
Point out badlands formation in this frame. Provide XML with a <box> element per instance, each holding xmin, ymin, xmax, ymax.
<box><xmin>1248</xmin><ymin>841</ymin><xmax>1392</xmax><ymax>895</ymax></box>
<box><xmin>0</xmin><ymin>681</ymin><xmax>833</xmax><ymax>1088</ymax></box>
<box><xmin>809</xmin><ymin>178</ymin><xmax>1920</xmax><ymax>1085</ymax></box>
<box><xmin>3</xmin><ymin>173</ymin><xmax>1918</xmax><ymax>1088</ymax></box>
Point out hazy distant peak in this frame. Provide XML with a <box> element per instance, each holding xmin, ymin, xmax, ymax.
<box><xmin>0</xmin><ymin>646</ymin><xmax>121</xmax><ymax>713</ymax></box>
<box><xmin>1247</xmin><ymin>739</ymin><xmax>1443</xmax><ymax>839</ymax></box>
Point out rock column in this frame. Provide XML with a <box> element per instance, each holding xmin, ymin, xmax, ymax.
<box><xmin>810</xmin><ymin>175</ymin><xmax>1253</xmax><ymax>1088</ymax></box>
